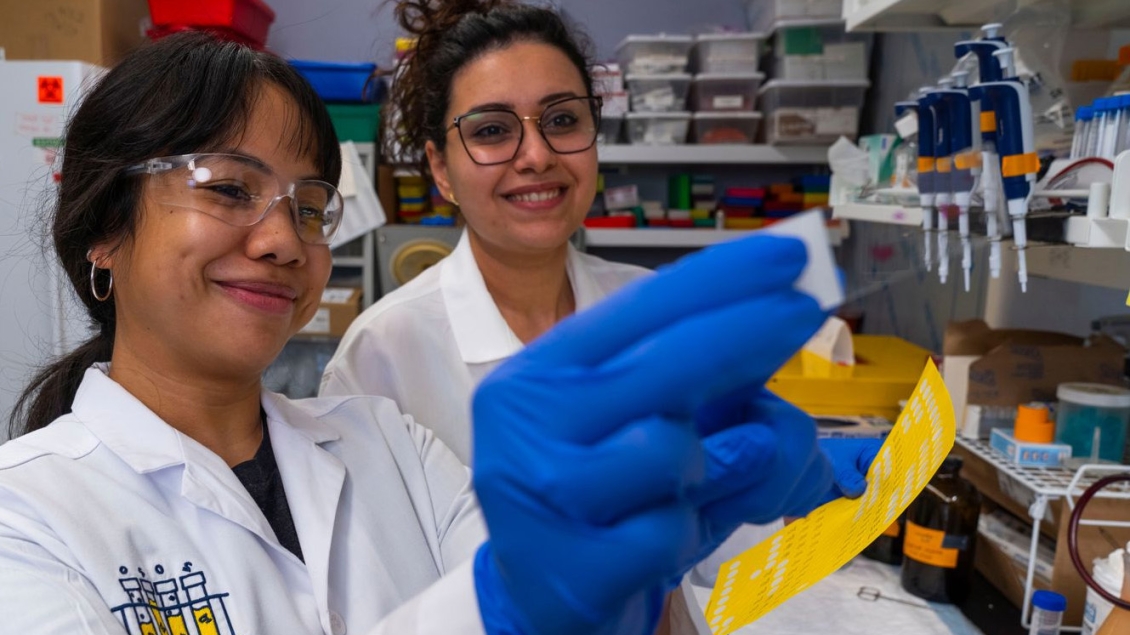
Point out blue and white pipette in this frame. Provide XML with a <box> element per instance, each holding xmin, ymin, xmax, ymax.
<box><xmin>955</xmin><ymin>23</ymin><xmax>1009</xmax><ymax>281</ymax></box>
<box><xmin>913</xmin><ymin>88</ymin><xmax>938</xmax><ymax>272</ymax></box>
<box><xmin>970</xmin><ymin>47</ymin><xmax>1038</xmax><ymax>292</ymax></box>
<box><xmin>923</xmin><ymin>83</ymin><xmax>955</xmax><ymax>283</ymax></box>
<box><xmin>946</xmin><ymin>71</ymin><xmax>978</xmax><ymax>291</ymax></box>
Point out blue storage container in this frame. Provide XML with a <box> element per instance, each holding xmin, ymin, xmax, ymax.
<box><xmin>289</xmin><ymin>60</ymin><xmax>378</xmax><ymax>103</ymax></box>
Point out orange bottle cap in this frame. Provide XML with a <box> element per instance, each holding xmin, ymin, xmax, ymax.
<box><xmin>1014</xmin><ymin>403</ymin><xmax>1054</xmax><ymax>443</ymax></box>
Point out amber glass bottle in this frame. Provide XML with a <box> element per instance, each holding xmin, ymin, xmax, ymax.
<box><xmin>900</xmin><ymin>455</ymin><xmax>982</xmax><ymax>603</ymax></box>
<box><xmin>862</xmin><ymin>514</ymin><xmax>905</xmax><ymax>565</ymax></box>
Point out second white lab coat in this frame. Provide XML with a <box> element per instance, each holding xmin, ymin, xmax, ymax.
<box><xmin>320</xmin><ymin>230</ymin><xmax>652</xmax><ymax>465</ymax></box>
<box><xmin>0</xmin><ymin>365</ymin><xmax>489</xmax><ymax>635</ymax></box>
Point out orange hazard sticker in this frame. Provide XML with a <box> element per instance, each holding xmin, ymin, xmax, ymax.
<box><xmin>38</xmin><ymin>76</ymin><xmax>64</xmax><ymax>104</ymax></box>
<box><xmin>903</xmin><ymin>521</ymin><xmax>959</xmax><ymax>568</ymax></box>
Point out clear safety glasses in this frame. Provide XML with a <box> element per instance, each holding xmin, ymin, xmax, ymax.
<box><xmin>127</xmin><ymin>153</ymin><xmax>344</xmax><ymax>245</ymax></box>
<box><xmin>449</xmin><ymin>96</ymin><xmax>603</xmax><ymax>166</ymax></box>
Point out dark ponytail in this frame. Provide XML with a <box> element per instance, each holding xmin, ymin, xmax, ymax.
<box><xmin>8</xmin><ymin>32</ymin><xmax>341</xmax><ymax>438</ymax></box>
<box><xmin>386</xmin><ymin>0</ymin><xmax>595</xmax><ymax>181</ymax></box>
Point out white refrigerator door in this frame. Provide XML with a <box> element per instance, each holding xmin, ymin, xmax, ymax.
<box><xmin>0</xmin><ymin>60</ymin><xmax>102</xmax><ymax>440</ymax></box>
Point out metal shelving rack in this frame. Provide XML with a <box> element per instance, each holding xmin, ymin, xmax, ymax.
<box><xmin>955</xmin><ymin>436</ymin><xmax>1130</xmax><ymax>632</ymax></box>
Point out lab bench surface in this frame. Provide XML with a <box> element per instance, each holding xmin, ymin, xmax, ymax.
<box><xmin>688</xmin><ymin>557</ymin><xmax>1023</xmax><ymax>635</ymax></box>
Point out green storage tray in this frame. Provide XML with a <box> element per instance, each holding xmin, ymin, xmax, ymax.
<box><xmin>327</xmin><ymin>103</ymin><xmax>380</xmax><ymax>143</ymax></box>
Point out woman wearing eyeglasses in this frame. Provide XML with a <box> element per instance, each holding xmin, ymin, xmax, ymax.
<box><xmin>0</xmin><ymin>26</ymin><xmax>848</xmax><ymax>635</ymax></box>
<box><xmin>320</xmin><ymin>0</ymin><xmax>652</xmax><ymax>466</ymax></box>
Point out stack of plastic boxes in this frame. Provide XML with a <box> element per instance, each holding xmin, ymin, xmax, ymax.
<box><xmin>690</xmin><ymin>33</ymin><xmax>766</xmax><ymax>144</ymax></box>
<box><xmin>747</xmin><ymin>1</ymin><xmax>871</xmax><ymax>145</ymax></box>
<box><xmin>617</xmin><ymin>35</ymin><xmax>694</xmax><ymax>144</ymax></box>
<box><xmin>593</xmin><ymin>64</ymin><xmax>628</xmax><ymax>144</ymax></box>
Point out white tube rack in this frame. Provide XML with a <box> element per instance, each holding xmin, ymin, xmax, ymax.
<box><xmin>955</xmin><ymin>436</ymin><xmax>1130</xmax><ymax>632</ymax></box>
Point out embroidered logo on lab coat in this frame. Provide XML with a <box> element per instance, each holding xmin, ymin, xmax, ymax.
<box><xmin>110</xmin><ymin>562</ymin><xmax>236</xmax><ymax>635</ymax></box>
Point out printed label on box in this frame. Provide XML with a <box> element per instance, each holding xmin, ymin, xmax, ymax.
<box><xmin>712</xmin><ymin>95</ymin><xmax>745</xmax><ymax>109</ymax></box>
<box><xmin>322</xmin><ymin>288</ymin><xmax>356</xmax><ymax>304</ymax></box>
<box><xmin>815</xmin><ymin>108</ymin><xmax>859</xmax><ymax>136</ymax></box>
<box><xmin>301</xmin><ymin>307</ymin><xmax>331</xmax><ymax>334</ymax></box>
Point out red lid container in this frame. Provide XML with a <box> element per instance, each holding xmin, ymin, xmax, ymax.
<box><xmin>148</xmin><ymin>0</ymin><xmax>276</xmax><ymax>47</ymax></box>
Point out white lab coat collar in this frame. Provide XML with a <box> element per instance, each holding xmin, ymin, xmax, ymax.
<box><xmin>71</xmin><ymin>365</ymin><xmax>340</xmax><ymax>475</ymax></box>
<box><xmin>440</xmin><ymin>229</ymin><xmax>606</xmax><ymax>364</ymax></box>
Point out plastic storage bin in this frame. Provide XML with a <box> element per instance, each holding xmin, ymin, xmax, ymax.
<box><xmin>326</xmin><ymin>104</ymin><xmax>380</xmax><ymax>142</ymax></box>
<box><xmin>148</xmin><ymin>0</ymin><xmax>276</xmax><ymax>46</ymax></box>
<box><xmin>758</xmin><ymin>79</ymin><xmax>869</xmax><ymax>145</ymax></box>
<box><xmin>1054</xmin><ymin>383</ymin><xmax>1130</xmax><ymax>464</ymax></box>
<box><xmin>746</xmin><ymin>0</ymin><xmax>843</xmax><ymax>34</ymax></box>
<box><xmin>616</xmin><ymin>35</ymin><xmax>694</xmax><ymax>74</ymax></box>
<box><xmin>771</xmin><ymin>20</ymin><xmax>873</xmax><ymax>80</ymax></box>
<box><xmin>694</xmin><ymin>33</ymin><xmax>765</xmax><ymax>74</ymax></box>
<box><xmin>626</xmin><ymin>112</ymin><xmax>691</xmax><ymax>145</ymax></box>
<box><xmin>290</xmin><ymin>60</ymin><xmax>378</xmax><ymax>103</ymax></box>
<box><xmin>691</xmin><ymin>73</ymin><xmax>764</xmax><ymax>112</ymax></box>
<box><xmin>692</xmin><ymin>112</ymin><xmax>763</xmax><ymax>144</ymax></box>
<box><xmin>599</xmin><ymin>116</ymin><xmax>623</xmax><ymax>145</ymax></box>
<box><xmin>626</xmin><ymin>73</ymin><xmax>692</xmax><ymax>112</ymax></box>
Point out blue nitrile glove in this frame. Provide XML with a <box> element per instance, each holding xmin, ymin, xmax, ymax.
<box><xmin>816</xmin><ymin>437</ymin><xmax>883</xmax><ymax>505</ymax></box>
<box><xmin>471</xmin><ymin>234</ymin><xmax>834</xmax><ymax>635</ymax></box>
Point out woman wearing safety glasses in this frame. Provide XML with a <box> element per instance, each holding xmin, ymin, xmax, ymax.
<box><xmin>1</xmin><ymin>17</ymin><xmax>857</xmax><ymax>635</ymax></box>
<box><xmin>320</xmin><ymin>0</ymin><xmax>880</xmax><ymax>586</ymax></box>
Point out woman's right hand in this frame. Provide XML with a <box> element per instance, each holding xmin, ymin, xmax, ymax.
<box><xmin>471</xmin><ymin>234</ymin><xmax>833</xmax><ymax>635</ymax></box>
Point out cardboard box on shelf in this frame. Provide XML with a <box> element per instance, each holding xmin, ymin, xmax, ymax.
<box><xmin>298</xmin><ymin>287</ymin><xmax>362</xmax><ymax>338</ymax></box>
<box><xmin>942</xmin><ymin>320</ymin><xmax>1128</xmax><ymax>437</ymax></box>
<box><xmin>0</xmin><ymin>0</ymin><xmax>150</xmax><ymax>66</ymax></box>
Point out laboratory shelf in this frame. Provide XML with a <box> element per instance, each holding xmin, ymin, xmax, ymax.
<box><xmin>831</xmin><ymin>202</ymin><xmax>924</xmax><ymax>226</ymax></box>
<box><xmin>596</xmin><ymin>144</ymin><xmax>831</xmax><ymax>165</ymax></box>
<box><xmin>582</xmin><ymin>222</ymin><xmax>845</xmax><ymax>249</ymax></box>
<box><xmin>1024</xmin><ymin>243</ymin><xmax>1130</xmax><ymax>291</ymax></box>
<box><xmin>842</xmin><ymin>0</ymin><xmax>1130</xmax><ymax>32</ymax></box>
<box><xmin>953</xmin><ymin>436</ymin><xmax>1130</xmax><ymax>632</ymax></box>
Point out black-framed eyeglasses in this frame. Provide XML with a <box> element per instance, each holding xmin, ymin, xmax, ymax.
<box><xmin>126</xmin><ymin>153</ymin><xmax>344</xmax><ymax>245</ymax></box>
<box><xmin>448</xmin><ymin>96</ymin><xmax>603</xmax><ymax>166</ymax></box>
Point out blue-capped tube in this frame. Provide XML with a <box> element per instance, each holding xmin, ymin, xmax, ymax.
<box><xmin>1098</xmin><ymin>97</ymin><xmax>1123</xmax><ymax>159</ymax></box>
<box><xmin>970</xmin><ymin>48</ymin><xmax>1037</xmax><ymax>292</ymax></box>
<box><xmin>1088</xmin><ymin>98</ymin><xmax>1111</xmax><ymax>157</ymax></box>
<box><xmin>1072</xmin><ymin>106</ymin><xmax>1094</xmax><ymax>160</ymax></box>
<box><xmin>913</xmin><ymin>88</ymin><xmax>938</xmax><ymax>273</ymax></box>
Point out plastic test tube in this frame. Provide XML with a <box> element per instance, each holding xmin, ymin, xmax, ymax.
<box><xmin>1072</xmin><ymin>106</ymin><xmax>1093</xmax><ymax>159</ymax></box>
<box><xmin>1117</xmin><ymin>94</ymin><xmax>1130</xmax><ymax>156</ymax></box>
<box><xmin>1028</xmin><ymin>590</ymin><xmax>1066</xmax><ymax>635</ymax></box>
<box><xmin>1100</xmin><ymin>97</ymin><xmax>1123</xmax><ymax>159</ymax></box>
<box><xmin>1086</xmin><ymin>99</ymin><xmax>1106</xmax><ymax>157</ymax></box>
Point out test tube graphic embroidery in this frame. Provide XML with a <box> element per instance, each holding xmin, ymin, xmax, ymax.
<box><xmin>155</xmin><ymin>579</ymin><xmax>191</xmax><ymax>635</ymax></box>
<box><xmin>119</xmin><ymin>578</ymin><xmax>160</xmax><ymax>635</ymax></box>
<box><xmin>141</xmin><ymin>578</ymin><xmax>172</xmax><ymax>635</ymax></box>
<box><xmin>181</xmin><ymin>571</ymin><xmax>233</xmax><ymax>635</ymax></box>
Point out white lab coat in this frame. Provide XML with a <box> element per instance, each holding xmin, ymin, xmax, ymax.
<box><xmin>320</xmin><ymin>230</ymin><xmax>652</xmax><ymax>465</ymax></box>
<box><xmin>0</xmin><ymin>365</ymin><xmax>489</xmax><ymax>635</ymax></box>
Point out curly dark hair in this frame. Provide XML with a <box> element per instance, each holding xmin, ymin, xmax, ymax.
<box><xmin>386</xmin><ymin>0</ymin><xmax>595</xmax><ymax>180</ymax></box>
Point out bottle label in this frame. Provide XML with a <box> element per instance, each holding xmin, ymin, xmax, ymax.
<box><xmin>882</xmin><ymin>521</ymin><xmax>901</xmax><ymax>538</ymax></box>
<box><xmin>903</xmin><ymin>521</ymin><xmax>962</xmax><ymax>568</ymax></box>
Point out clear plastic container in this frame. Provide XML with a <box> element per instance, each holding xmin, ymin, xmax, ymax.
<box><xmin>1054</xmin><ymin>383</ymin><xmax>1130</xmax><ymax>464</ymax></box>
<box><xmin>626</xmin><ymin>112</ymin><xmax>691</xmax><ymax>145</ymax></box>
<box><xmin>599</xmin><ymin>115</ymin><xmax>623</xmax><ymax>145</ymax></box>
<box><xmin>1029</xmin><ymin>590</ymin><xmax>1066</xmax><ymax>635</ymax></box>
<box><xmin>770</xmin><ymin>20</ymin><xmax>872</xmax><ymax>81</ymax></box>
<box><xmin>694</xmin><ymin>33</ymin><xmax>765</xmax><ymax>74</ymax></box>
<box><xmin>758</xmin><ymin>79</ymin><xmax>869</xmax><ymax>144</ymax></box>
<box><xmin>592</xmin><ymin>63</ymin><xmax>624</xmax><ymax>95</ymax></box>
<box><xmin>615</xmin><ymin>34</ymin><xmax>695</xmax><ymax>75</ymax></box>
<box><xmin>1082</xmin><ymin>547</ymin><xmax>1126</xmax><ymax>635</ymax></box>
<box><xmin>746</xmin><ymin>0</ymin><xmax>843</xmax><ymax>34</ymax></box>
<box><xmin>626</xmin><ymin>73</ymin><xmax>692</xmax><ymax>112</ymax></box>
<box><xmin>692</xmin><ymin>112</ymin><xmax>762</xmax><ymax>144</ymax></box>
<box><xmin>691</xmin><ymin>72</ymin><xmax>765</xmax><ymax>112</ymax></box>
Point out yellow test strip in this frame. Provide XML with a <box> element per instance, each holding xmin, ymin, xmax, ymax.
<box><xmin>705</xmin><ymin>360</ymin><xmax>955</xmax><ymax>635</ymax></box>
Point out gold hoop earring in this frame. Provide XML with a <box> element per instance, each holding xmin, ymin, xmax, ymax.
<box><xmin>90</xmin><ymin>261</ymin><xmax>113</xmax><ymax>302</ymax></box>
